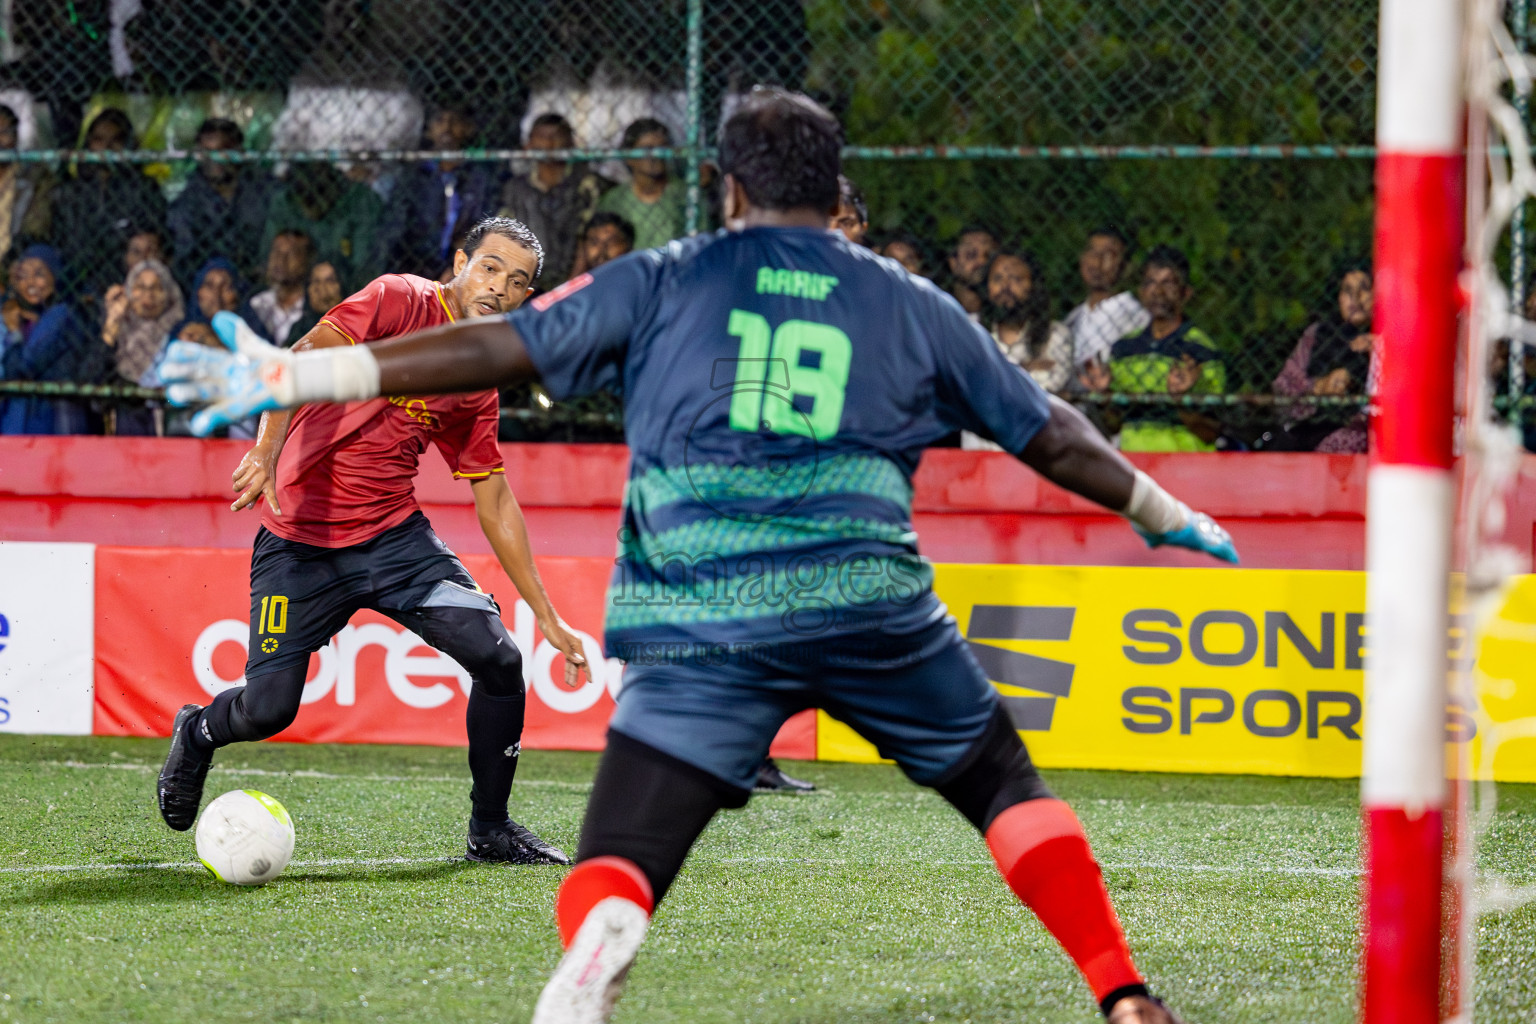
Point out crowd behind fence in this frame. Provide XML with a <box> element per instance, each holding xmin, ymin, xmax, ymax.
<box><xmin>0</xmin><ymin>0</ymin><xmax>1525</xmax><ymax>452</ymax></box>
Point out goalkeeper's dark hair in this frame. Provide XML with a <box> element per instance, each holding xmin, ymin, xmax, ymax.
<box><xmin>461</xmin><ymin>216</ymin><xmax>544</xmax><ymax>280</ymax></box>
<box><xmin>1142</xmin><ymin>243</ymin><xmax>1191</xmax><ymax>286</ymax></box>
<box><xmin>719</xmin><ymin>86</ymin><xmax>843</xmax><ymax>214</ymax></box>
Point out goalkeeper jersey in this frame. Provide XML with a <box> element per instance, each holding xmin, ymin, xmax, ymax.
<box><xmin>508</xmin><ymin>226</ymin><xmax>1051</xmax><ymax>657</ymax></box>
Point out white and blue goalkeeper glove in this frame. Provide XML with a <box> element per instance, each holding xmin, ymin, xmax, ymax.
<box><xmin>1132</xmin><ymin>503</ymin><xmax>1239</xmax><ymax>564</ymax></box>
<box><xmin>1121</xmin><ymin>470</ymin><xmax>1239</xmax><ymax>564</ymax></box>
<box><xmin>161</xmin><ymin>312</ymin><xmax>381</xmax><ymax>436</ymax></box>
<box><xmin>161</xmin><ymin>311</ymin><xmax>291</xmax><ymax>436</ymax></box>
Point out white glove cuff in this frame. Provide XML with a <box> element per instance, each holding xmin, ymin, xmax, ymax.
<box><xmin>275</xmin><ymin>346</ymin><xmax>382</xmax><ymax>406</ymax></box>
<box><xmin>1121</xmin><ymin>469</ymin><xmax>1188</xmax><ymax>535</ymax></box>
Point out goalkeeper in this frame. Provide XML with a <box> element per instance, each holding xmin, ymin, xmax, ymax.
<box><xmin>165</xmin><ymin>89</ymin><xmax>1236</xmax><ymax>1024</ymax></box>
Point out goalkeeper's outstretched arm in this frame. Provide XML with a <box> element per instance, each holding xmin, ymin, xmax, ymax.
<box><xmin>164</xmin><ymin>314</ymin><xmax>1238</xmax><ymax>563</ymax></box>
<box><xmin>367</xmin><ymin>318</ymin><xmax>539</xmax><ymax>395</ymax></box>
<box><xmin>279</xmin><ymin>317</ymin><xmax>539</xmax><ymax>406</ymax></box>
<box><xmin>1019</xmin><ymin>396</ymin><xmax>1238</xmax><ymax>564</ymax></box>
<box><xmin>161</xmin><ymin>313</ymin><xmax>540</xmax><ymax>426</ymax></box>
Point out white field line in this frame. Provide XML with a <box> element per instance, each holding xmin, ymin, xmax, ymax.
<box><xmin>1</xmin><ymin>853</ymin><xmax>1358</xmax><ymax>878</ymax></box>
<box><xmin>0</xmin><ymin>855</ymin><xmax>461</xmax><ymax>875</ymax></box>
<box><xmin>28</xmin><ymin>760</ymin><xmax>590</xmax><ymax>790</ymax></box>
<box><xmin>13</xmin><ymin>764</ymin><xmax>1365</xmax><ymax>812</ymax></box>
<box><xmin>719</xmin><ymin>856</ymin><xmax>1361</xmax><ymax>877</ymax></box>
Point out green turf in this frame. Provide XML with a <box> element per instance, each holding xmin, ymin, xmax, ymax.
<box><xmin>0</xmin><ymin>736</ymin><xmax>1532</xmax><ymax>1024</ymax></box>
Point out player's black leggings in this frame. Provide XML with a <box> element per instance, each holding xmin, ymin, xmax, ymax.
<box><xmin>578</xmin><ymin>706</ymin><xmax>1053</xmax><ymax>905</ymax></box>
<box><xmin>200</xmin><ymin>604</ymin><xmax>528</xmax><ymax>823</ymax></box>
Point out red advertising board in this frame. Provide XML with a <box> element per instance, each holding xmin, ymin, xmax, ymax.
<box><xmin>91</xmin><ymin>545</ymin><xmax>816</xmax><ymax>759</ymax></box>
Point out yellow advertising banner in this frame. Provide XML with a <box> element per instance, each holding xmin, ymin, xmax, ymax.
<box><xmin>816</xmin><ymin>566</ymin><xmax>1536</xmax><ymax>783</ymax></box>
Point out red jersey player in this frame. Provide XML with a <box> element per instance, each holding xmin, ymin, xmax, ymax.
<box><xmin>158</xmin><ymin>217</ymin><xmax>585</xmax><ymax>865</ymax></box>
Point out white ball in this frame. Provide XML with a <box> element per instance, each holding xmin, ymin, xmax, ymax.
<box><xmin>195</xmin><ymin>789</ymin><xmax>295</xmax><ymax>886</ymax></box>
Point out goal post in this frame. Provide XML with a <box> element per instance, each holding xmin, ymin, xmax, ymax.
<box><xmin>1362</xmin><ymin>1</ymin><xmax>1465</xmax><ymax>1022</ymax></box>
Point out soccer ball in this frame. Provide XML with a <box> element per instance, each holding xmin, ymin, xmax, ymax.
<box><xmin>195</xmin><ymin>789</ymin><xmax>295</xmax><ymax>886</ymax></box>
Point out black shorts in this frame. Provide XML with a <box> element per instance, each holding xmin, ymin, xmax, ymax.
<box><xmin>244</xmin><ymin>511</ymin><xmax>498</xmax><ymax>678</ymax></box>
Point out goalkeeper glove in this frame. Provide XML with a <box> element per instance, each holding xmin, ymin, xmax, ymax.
<box><xmin>1132</xmin><ymin>503</ymin><xmax>1239</xmax><ymax>564</ymax></box>
<box><xmin>162</xmin><ymin>312</ymin><xmax>294</xmax><ymax>436</ymax></box>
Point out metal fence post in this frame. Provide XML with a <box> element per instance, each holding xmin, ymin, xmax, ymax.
<box><xmin>684</xmin><ymin>0</ymin><xmax>703</xmax><ymax>235</ymax></box>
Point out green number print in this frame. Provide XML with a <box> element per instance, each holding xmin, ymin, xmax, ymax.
<box><xmin>726</xmin><ymin>309</ymin><xmax>852</xmax><ymax>441</ymax></box>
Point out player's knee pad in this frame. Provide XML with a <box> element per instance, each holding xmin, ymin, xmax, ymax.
<box><xmin>934</xmin><ymin>704</ymin><xmax>1055</xmax><ymax>832</ymax></box>
<box><xmin>428</xmin><ymin>608</ymin><xmax>525</xmax><ymax>698</ymax></box>
<box><xmin>468</xmin><ymin>631</ymin><xmax>524</xmax><ymax>700</ymax></box>
<box><xmin>225</xmin><ymin>684</ymin><xmax>301</xmax><ymax>739</ymax></box>
<box><xmin>226</xmin><ymin>669</ymin><xmax>306</xmax><ymax>742</ymax></box>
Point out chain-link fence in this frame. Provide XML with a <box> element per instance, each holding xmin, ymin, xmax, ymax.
<box><xmin>0</xmin><ymin>1</ymin><xmax>1413</xmax><ymax>449</ymax></box>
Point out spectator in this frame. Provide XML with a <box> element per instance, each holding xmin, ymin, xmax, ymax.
<box><xmin>499</xmin><ymin>113</ymin><xmax>612</xmax><ymax>285</ymax></box>
<box><xmin>262</xmin><ymin>163</ymin><xmax>383</xmax><ymax>284</ymax></box>
<box><xmin>571</xmin><ymin>211</ymin><xmax>635</xmax><ymax>275</ymax></box>
<box><xmin>983</xmin><ymin>250</ymin><xmax>1073</xmax><ymax>394</ymax></box>
<box><xmin>945</xmin><ymin>225</ymin><xmax>998</xmax><ymax>318</ymax></box>
<box><xmin>595</xmin><ymin>118</ymin><xmax>687</xmax><ymax>250</ymax></box>
<box><xmin>879</xmin><ymin>232</ymin><xmax>927</xmax><ymax>278</ymax></box>
<box><xmin>0</xmin><ymin>105</ymin><xmax>54</xmax><ymax>259</ymax></box>
<box><xmin>173</xmin><ymin>256</ymin><xmax>266</xmax><ymax>348</ymax></box>
<box><xmin>1269</xmin><ymin>261</ymin><xmax>1374</xmax><ymax>453</ymax></box>
<box><xmin>287</xmin><ymin>260</ymin><xmax>347</xmax><ymax>345</ymax></box>
<box><xmin>831</xmin><ymin>175</ymin><xmax>867</xmax><ymax>245</ymax></box>
<box><xmin>249</xmin><ymin>230</ymin><xmax>315</xmax><ymax>347</ymax></box>
<box><xmin>1082</xmin><ymin>245</ymin><xmax>1226</xmax><ymax>452</ymax></box>
<box><xmin>0</xmin><ymin>244</ymin><xmax>94</xmax><ymax>434</ymax></box>
<box><xmin>1063</xmin><ymin>225</ymin><xmax>1149</xmax><ymax>370</ymax></box>
<box><xmin>167</xmin><ymin>118</ymin><xmax>276</xmax><ymax>287</ymax></box>
<box><xmin>52</xmin><ymin>109</ymin><xmax>167</xmax><ymax>305</ymax></box>
<box><xmin>124</xmin><ymin>228</ymin><xmax>167</xmax><ymax>279</ymax></box>
<box><xmin>101</xmin><ymin>259</ymin><xmax>184</xmax><ymax>389</ymax></box>
<box><xmin>387</xmin><ymin>102</ymin><xmax>503</xmax><ymax>280</ymax></box>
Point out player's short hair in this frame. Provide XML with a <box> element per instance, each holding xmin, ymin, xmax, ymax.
<box><xmin>838</xmin><ymin>175</ymin><xmax>867</xmax><ymax>225</ymax></box>
<box><xmin>529</xmin><ymin>112</ymin><xmax>575</xmax><ymax>143</ymax></box>
<box><xmin>0</xmin><ymin>105</ymin><xmax>18</xmax><ymax>129</ymax></box>
<box><xmin>583</xmin><ymin>211</ymin><xmax>636</xmax><ymax>248</ymax></box>
<box><xmin>621</xmin><ymin>118</ymin><xmax>671</xmax><ymax>149</ymax></box>
<box><xmin>196</xmin><ymin>117</ymin><xmax>244</xmax><ymax>148</ymax></box>
<box><xmin>1142</xmin><ymin>244</ymin><xmax>1191</xmax><ymax>285</ymax></box>
<box><xmin>719</xmin><ymin>86</ymin><xmax>842</xmax><ymax>214</ymax></box>
<box><xmin>460</xmin><ymin>216</ymin><xmax>545</xmax><ymax>281</ymax></box>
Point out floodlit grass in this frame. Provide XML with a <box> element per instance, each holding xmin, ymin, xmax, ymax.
<box><xmin>1</xmin><ymin>735</ymin><xmax>1532</xmax><ymax>1023</ymax></box>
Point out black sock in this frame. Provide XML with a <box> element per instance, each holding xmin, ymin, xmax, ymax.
<box><xmin>194</xmin><ymin>688</ymin><xmax>245</xmax><ymax>750</ymax></box>
<box><xmin>187</xmin><ymin>708</ymin><xmax>219</xmax><ymax>755</ymax></box>
<box><xmin>470</xmin><ymin>814</ymin><xmax>509</xmax><ymax>835</ymax></box>
<box><xmin>466</xmin><ymin>684</ymin><xmax>525</xmax><ymax>824</ymax></box>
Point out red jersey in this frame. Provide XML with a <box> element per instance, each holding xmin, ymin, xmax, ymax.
<box><xmin>260</xmin><ymin>274</ymin><xmax>503</xmax><ymax>548</ymax></box>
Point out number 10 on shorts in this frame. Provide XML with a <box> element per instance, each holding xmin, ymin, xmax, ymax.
<box><xmin>258</xmin><ymin>595</ymin><xmax>289</xmax><ymax>635</ymax></box>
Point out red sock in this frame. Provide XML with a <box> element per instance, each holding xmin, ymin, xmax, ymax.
<box><xmin>986</xmin><ymin>799</ymin><xmax>1142</xmax><ymax>1003</ymax></box>
<box><xmin>554</xmin><ymin>856</ymin><xmax>655</xmax><ymax>948</ymax></box>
